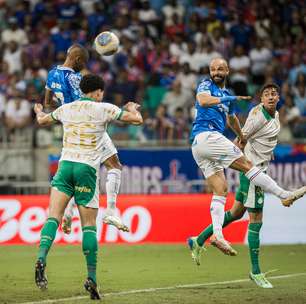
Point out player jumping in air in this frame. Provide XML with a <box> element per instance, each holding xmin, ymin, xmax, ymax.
<box><xmin>188</xmin><ymin>58</ymin><xmax>306</xmax><ymax>259</ymax></box>
<box><xmin>34</xmin><ymin>74</ymin><xmax>143</xmax><ymax>299</ymax></box>
<box><xmin>189</xmin><ymin>83</ymin><xmax>291</xmax><ymax>288</ymax></box>
<box><xmin>45</xmin><ymin>44</ymin><xmax>129</xmax><ymax>233</ymax></box>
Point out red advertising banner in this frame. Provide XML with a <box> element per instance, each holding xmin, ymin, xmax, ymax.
<box><xmin>0</xmin><ymin>194</ymin><xmax>249</xmax><ymax>245</ymax></box>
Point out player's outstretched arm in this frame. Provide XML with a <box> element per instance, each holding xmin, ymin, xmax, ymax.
<box><xmin>34</xmin><ymin>103</ymin><xmax>56</xmax><ymax>126</ymax></box>
<box><xmin>120</xmin><ymin>102</ymin><xmax>143</xmax><ymax>125</ymax></box>
<box><xmin>197</xmin><ymin>93</ymin><xmax>251</xmax><ymax>107</ymax></box>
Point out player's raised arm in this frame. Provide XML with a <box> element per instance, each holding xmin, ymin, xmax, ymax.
<box><xmin>197</xmin><ymin>93</ymin><xmax>252</xmax><ymax>107</ymax></box>
<box><xmin>119</xmin><ymin>102</ymin><xmax>143</xmax><ymax>125</ymax></box>
<box><xmin>34</xmin><ymin>103</ymin><xmax>57</xmax><ymax>126</ymax></box>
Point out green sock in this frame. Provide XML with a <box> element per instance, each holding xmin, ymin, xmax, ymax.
<box><xmin>197</xmin><ymin>211</ymin><xmax>234</xmax><ymax>246</ymax></box>
<box><xmin>248</xmin><ymin>222</ymin><xmax>262</xmax><ymax>275</ymax></box>
<box><xmin>38</xmin><ymin>217</ymin><xmax>59</xmax><ymax>264</ymax></box>
<box><xmin>82</xmin><ymin>226</ymin><xmax>98</xmax><ymax>284</ymax></box>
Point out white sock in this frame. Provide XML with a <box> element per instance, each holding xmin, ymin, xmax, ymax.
<box><xmin>105</xmin><ymin>168</ymin><xmax>121</xmax><ymax>215</ymax></box>
<box><xmin>245</xmin><ymin>167</ymin><xmax>291</xmax><ymax>199</ymax></box>
<box><xmin>64</xmin><ymin>197</ymin><xmax>75</xmax><ymax>218</ymax></box>
<box><xmin>210</xmin><ymin>195</ymin><xmax>226</xmax><ymax>239</ymax></box>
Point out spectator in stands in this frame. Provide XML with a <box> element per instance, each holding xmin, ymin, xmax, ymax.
<box><xmin>143</xmin><ymin>73</ymin><xmax>167</xmax><ymax>115</ymax></box>
<box><xmin>161</xmin><ymin>79</ymin><xmax>193</xmax><ymax>117</ymax></box>
<box><xmin>51</xmin><ymin>20</ymin><xmax>73</xmax><ymax>56</ymax></box>
<box><xmin>154</xmin><ymin>104</ymin><xmax>174</xmax><ymax>141</ymax></box>
<box><xmin>249</xmin><ymin>38</ymin><xmax>272</xmax><ymax>86</ymax></box>
<box><xmin>230</xmin><ymin>14</ymin><xmax>254</xmax><ymax>50</ymax></box>
<box><xmin>288</xmin><ymin>53</ymin><xmax>306</xmax><ymax>86</ymax></box>
<box><xmin>1</xmin><ymin>17</ymin><xmax>28</xmax><ymax>46</ymax></box>
<box><xmin>229</xmin><ymin>45</ymin><xmax>250</xmax><ymax>95</ymax></box>
<box><xmin>3</xmin><ymin>41</ymin><xmax>23</xmax><ymax>75</ymax></box>
<box><xmin>176</xmin><ymin>62</ymin><xmax>197</xmax><ymax>92</ymax></box>
<box><xmin>279</xmin><ymin>94</ymin><xmax>305</xmax><ymax>141</ymax></box>
<box><xmin>172</xmin><ymin>107</ymin><xmax>189</xmax><ymax>140</ymax></box>
<box><xmin>179</xmin><ymin>40</ymin><xmax>202</xmax><ymax>72</ymax></box>
<box><xmin>162</xmin><ymin>0</ymin><xmax>185</xmax><ymax>27</ymax></box>
<box><xmin>292</xmin><ymin>73</ymin><xmax>306</xmax><ymax>115</ymax></box>
<box><xmin>5</xmin><ymin>88</ymin><xmax>31</xmax><ymax>133</ymax></box>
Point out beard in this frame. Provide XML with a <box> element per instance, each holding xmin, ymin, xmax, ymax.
<box><xmin>211</xmin><ymin>74</ymin><xmax>226</xmax><ymax>85</ymax></box>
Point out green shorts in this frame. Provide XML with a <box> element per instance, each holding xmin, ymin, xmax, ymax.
<box><xmin>235</xmin><ymin>172</ymin><xmax>264</xmax><ymax>212</ymax></box>
<box><xmin>51</xmin><ymin>160</ymin><xmax>99</xmax><ymax>208</ymax></box>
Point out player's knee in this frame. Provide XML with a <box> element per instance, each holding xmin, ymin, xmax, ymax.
<box><xmin>104</xmin><ymin>155</ymin><xmax>122</xmax><ymax>170</ymax></box>
<box><xmin>214</xmin><ymin>185</ymin><xmax>228</xmax><ymax>197</ymax></box>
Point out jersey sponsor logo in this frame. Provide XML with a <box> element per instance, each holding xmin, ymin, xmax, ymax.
<box><xmin>75</xmin><ymin>186</ymin><xmax>91</xmax><ymax>193</ymax></box>
<box><xmin>51</xmin><ymin>82</ymin><xmax>62</xmax><ymax>89</ymax></box>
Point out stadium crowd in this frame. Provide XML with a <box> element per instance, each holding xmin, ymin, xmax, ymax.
<box><xmin>0</xmin><ymin>0</ymin><xmax>305</xmax><ymax>146</ymax></box>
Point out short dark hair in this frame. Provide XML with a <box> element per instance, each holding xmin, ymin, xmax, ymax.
<box><xmin>80</xmin><ymin>74</ymin><xmax>105</xmax><ymax>94</ymax></box>
<box><xmin>260</xmin><ymin>83</ymin><xmax>280</xmax><ymax>96</ymax></box>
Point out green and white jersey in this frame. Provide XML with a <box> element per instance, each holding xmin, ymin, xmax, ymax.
<box><xmin>242</xmin><ymin>104</ymin><xmax>280</xmax><ymax>169</ymax></box>
<box><xmin>51</xmin><ymin>97</ymin><xmax>122</xmax><ymax>170</ymax></box>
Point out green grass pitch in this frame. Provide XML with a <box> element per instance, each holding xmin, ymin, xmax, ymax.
<box><xmin>0</xmin><ymin>244</ymin><xmax>306</xmax><ymax>303</ymax></box>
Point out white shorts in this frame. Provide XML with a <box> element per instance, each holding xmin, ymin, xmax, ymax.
<box><xmin>191</xmin><ymin>131</ymin><xmax>243</xmax><ymax>178</ymax></box>
<box><xmin>100</xmin><ymin>132</ymin><xmax>117</xmax><ymax>163</ymax></box>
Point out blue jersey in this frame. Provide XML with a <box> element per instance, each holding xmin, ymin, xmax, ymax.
<box><xmin>45</xmin><ymin>66</ymin><xmax>82</xmax><ymax>105</ymax></box>
<box><xmin>190</xmin><ymin>78</ymin><xmax>235</xmax><ymax>142</ymax></box>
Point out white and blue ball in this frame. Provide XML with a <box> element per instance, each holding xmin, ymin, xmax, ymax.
<box><xmin>94</xmin><ymin>31</ymin><xmax>120</xmax><ymax>56</ymax></box>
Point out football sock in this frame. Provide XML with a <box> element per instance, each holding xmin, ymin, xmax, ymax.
<box><xmin>105</xmin><ymin>168</ymin><xmax>121</xmax><ymax>213</ymax></box>
<box><xmin>197</xmin><ymin>211</ymin><xmax>234</xmax><ymax>246</ymax></box>
<box><xmin>38</xmin><ymin>217</ymin><xmax>59</xmax><ymax>265</ymax></box>
<box><xmin>245</xmin><ymin>167</ymin><xmax>291</xmax><ymax>199</ymax></box>
<box><xmin>210</xmin><ymin>195</ymin><xmax>226</xmax><ymax>239</ymax></box>
<box><xmin>63</xmin><ymin>198</ymin><xmax>75</xmax><ymax>218</ymax></box>
<box><xmin>82</xmin><ymin>226</ymin><xmax>98</xmax><ymax>284</ymax></box>
<box><xmin>248</xmin><ymin>222</ymin><xmax>262</xmax><ymax>275</ymax></box>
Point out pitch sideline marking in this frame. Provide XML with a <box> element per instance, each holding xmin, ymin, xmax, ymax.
<box><xmin>22</xmin><ymin>272</ymin><xmax>306</xmax><ymax>304</ymax></box>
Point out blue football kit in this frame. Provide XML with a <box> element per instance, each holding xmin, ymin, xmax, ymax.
<box><xmin>45</xmin><ymin>66</ymin><xmax>83</xmax><ymax>105</ymax></box>
<box><xmin>190</xmin><ymin>78</ymin><xmax>236</xmax><ymax>142</ymax></box>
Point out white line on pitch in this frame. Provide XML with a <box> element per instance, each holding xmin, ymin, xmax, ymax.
<box><xmin>21</xmin><ymin>272</ymin><xmax>306</xmax><ymax>304</ymax></box>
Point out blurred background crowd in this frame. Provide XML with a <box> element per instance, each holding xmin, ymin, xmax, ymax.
<box><xmin>0</xmin><ymin>0</ymin><xmax>305</xmax><ymax>147</ymax></box>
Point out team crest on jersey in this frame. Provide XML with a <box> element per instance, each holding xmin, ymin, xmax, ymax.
<box><xmin>233</xmin><ymin>145</ymin><xmax>241</xmax><ymax>155</ymax></box>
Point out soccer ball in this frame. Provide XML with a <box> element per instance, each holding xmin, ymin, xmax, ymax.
<box><xmin>94</xmin><ymin>31</ymin><xmax>119</xmax><ymax>56</ymax></box>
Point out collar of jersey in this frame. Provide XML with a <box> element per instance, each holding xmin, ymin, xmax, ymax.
<box><xmin>80</xmin><ymin>97</ymin><xmax>95</xmax><ymax>102</ymax></box>
<box><xmin>57</xmin><ymin>65</ymin><xmax>75</xmax><ymax>72</ymax></box>
<box><xmin>261</xmin><ymin>105</ymin><xmax>273</xmax><ymax>120</ymax></box>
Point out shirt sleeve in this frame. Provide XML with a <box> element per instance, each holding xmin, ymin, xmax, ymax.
<box><xmin>100</xmin><ymin>103</ymin><xmax>123</xmax><ymax>122</ymax></box>
<box><xmin>242</xmin><ymin>107</ymin><xmax>264</xmax><ymax>139</ymax></box>
<box><xmin>196</xmin><ymin>79</ymin><xmax>212</xmax><ymax>96</ymax></box>
<box><xmin>51</xmin><ymin>106</ymin><xmax>63</xmax><ymax>122</ymax></box>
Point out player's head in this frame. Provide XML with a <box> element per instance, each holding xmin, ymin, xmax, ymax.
<box><xmin>66</xmin><ymin>44</ymin><xmax>89</xmax><ymax>72</ymax></box>
<box><xmin>260</xmin><ymin>83</ymin><xmax>280</xmax><ymax>111</ymax></box>
<box><xmin>209</xmin><ymin>58</ymin><xmax>229</xmax><ymax>86</ymax></box>
<box><xmin>80</xmin><ymin>74</ymin><xmax>105</xmax><ymax>102</ymax></box>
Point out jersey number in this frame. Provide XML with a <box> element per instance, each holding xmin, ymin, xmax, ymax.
<box><xmin>64</xmin><ymin>123</ymin><xmax>97</xmax><ymax>149</ymax></box>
